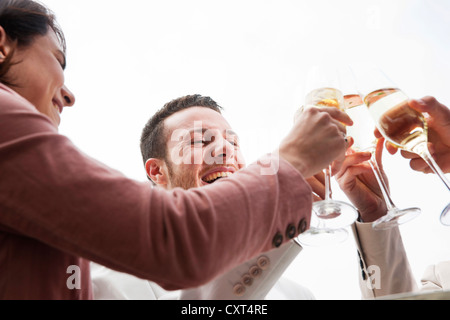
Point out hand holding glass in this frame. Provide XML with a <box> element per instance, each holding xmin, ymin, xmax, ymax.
<box><xmin>351</xmin><ymin>65</ymin><xmax>450</xmax><ymax>225</ymax></box>
<box><xmin>344</xmin><ymin>93</ymin><xmax>421</xmax><ymax>229</ymax></box>
<box><xmin>296</xmin><ymin>66</ymin><xmax>358</xmax><ymax>246</ymax></box>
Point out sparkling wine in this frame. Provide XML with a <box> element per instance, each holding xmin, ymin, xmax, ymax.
<box><xmin>343</xmin><ymin>94</ymin><xmax>363</xmax><ymax>110</ymax></box>
<box><xmin>364</xmin><ymin>88</ymin><xmax>427</xmax><ymax>151</ymax></box>
<box><xmin>344</xmin><ymin>94</ymin><xmax>377</xmax><ymax>151</ymax></box>
<box><xmin>305</xmin><ymin>87</ymin><xmax>344</xmax><ymax>109</ymax></box>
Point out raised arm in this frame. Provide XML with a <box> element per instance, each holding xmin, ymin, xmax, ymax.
<box><xmin>0</xmin><ymin>86</ymin><xmax>349</xmax><ymax>290</ymax></box>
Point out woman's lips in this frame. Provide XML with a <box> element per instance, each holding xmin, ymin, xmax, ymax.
<box><xmin>52</xmin><ymin>100</ymin><xmax>63</xmax><ymax>113</ymax></box>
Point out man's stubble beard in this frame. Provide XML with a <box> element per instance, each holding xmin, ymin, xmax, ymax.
<box><xmin>165</xmin><ymin>158</ymin><xmax>197</xmax><ymax>190</ymax></box>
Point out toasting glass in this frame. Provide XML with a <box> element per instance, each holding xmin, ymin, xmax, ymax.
<box><xmin>338</xmin><ymin>66</ymin><xmax>421</xmax><ymax>229</ymax></box>
<box><xmin>296</xmin><ymin>65</ymin><xmax>358</xmax><ymax>246</ymax></box>
<box><xmin>350</xmin><ymin>64</ymin><xmax>450</xmax><ymax>226</ymax></box>
<box><xmin>295</xmin><ymin>209</ymin><xmax>349</xmax><ymax>247</ymax></box>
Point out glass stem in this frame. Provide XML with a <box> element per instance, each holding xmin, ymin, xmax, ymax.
<box><xmin>414</xmin><ymin>143</ymin><xmax>450</xmax><ymax>191</ymax></box>
<box><xmin>367</xmin><ymin>149</ymin><xmax>396</xmax><ymax>212</ymax></box>
<box><xmin>324</xmin><ymin>166</ymin><xmax>332</xmax><ymax>201</ymax></box>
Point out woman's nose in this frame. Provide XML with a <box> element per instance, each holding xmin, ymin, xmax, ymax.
<box><xmin>61</xmin><ymin>85</ymin><xmax>75</xmax><ymax>107</ymax></box>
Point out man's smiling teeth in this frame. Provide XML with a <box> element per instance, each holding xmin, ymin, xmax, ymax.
<box><xmin>203</xmin><ymin>171</ymin><xmax>232</xmax><ymax>183</ymax></box>
<box><xmin>53</xmin><ymin>102</ymin><xmax>60</xmax><ymax>112</ymax></box>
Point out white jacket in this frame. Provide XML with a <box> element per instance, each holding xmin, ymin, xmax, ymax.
<box><xmin>91</xmin><ymin>240</ymin><xmax>314</xmax><ymax>300</ymax></box>
<box><xmin>352</xmin><ymin>221</ymin><xmax>450</xmax><ymax>298</ymax></box>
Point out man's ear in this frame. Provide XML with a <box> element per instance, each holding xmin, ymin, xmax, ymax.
<box><xmin>0</xmin><ymin>26</ymin><xmax>11</xmax><ymax>62</ymax></box>
<box><xmin>145</xmin><ymin>158</ymin><xmax>168</xmax><ymax>187</ymax></box>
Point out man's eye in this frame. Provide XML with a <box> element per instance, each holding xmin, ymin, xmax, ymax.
<box><xmin>191</xmin><ymin>140</ymin><xmax>205</xmax><ymax>145</ymax></box>
<box><xmin>228</xmin><ymin>139</ymin><xmax>240</xmax><ymax>147</ymax></box>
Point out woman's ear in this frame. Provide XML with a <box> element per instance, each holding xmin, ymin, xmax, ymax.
<box><xmin>145</xmin><ymin>158</ymin><xmax>168</xmax><ymax>187</ymax></box>
<box><xmin>0</xmin><ymin>26</ymin><xmax>12</xmax><ymax>62</ymax></box>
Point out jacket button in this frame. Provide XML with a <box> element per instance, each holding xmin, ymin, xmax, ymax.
<box><xmin>249</xmin><ymin>265</ymin><xmax>262</xmax><ymax>278</ymax></box>
<box><xmin>257</xmin><ymin>256</ymin><xmax>270</xmax><ymax>270</ymax></box>
<box><xmin>233</xmin><ymin>283</ymin><xmax>246</xmax><ymax>296</ymax></box>
<box><xmin>285</xmin><ymin>223</ymin><xmax>296</xmax><ymax>239</ymax></box>
<box><xmin>241</xmin><ymin>273</ymin><xmax>253</xmax><ymax>286</ymax></box>
<box><xmin>272</xmin><ymin>232</ymin><xmax>283</xmax><ymax>248</ymax></box>
<box><xmin>298</xmin><ymin>218</ymin><xmax>307</xmax><ymax>234</ymax></box>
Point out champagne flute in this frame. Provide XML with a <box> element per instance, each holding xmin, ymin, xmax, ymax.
<box><xmin>442</xmin><ymin>203</ymin><xmax>450</xmax><ymax>226</ymax></box>
<box><xmin>343</xmin><ymin>92</ymin><xmax>421</xmax><ymax>229</ymax></box>
<box><xmin>295</xmin><ymin>209</ymin><xmax>348</xmax><ymax>247</ymax></box>
<box><xmin>350</xmin><ymin>64</ymin><xmax>450</xmax><ymax>226</ymax></box>
<box><xmin>339</xmin><ymin>65</ymin><xmax>421</xmax><ymax>229</ymax></box>
<box><xmin>296</xmin><ymin>65</ymin><xmax>358</xmax><ymax>247</ymax></box>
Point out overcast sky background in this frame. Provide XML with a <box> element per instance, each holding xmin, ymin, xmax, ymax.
<box><xmin>42</xmin><ymin>0</ymin><xmax>450</xmax><ymax>299</ymax></box>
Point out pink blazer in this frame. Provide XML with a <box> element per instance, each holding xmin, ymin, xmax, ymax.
<box><xmin>0</xmin><ymin>83</ymin><xmax>312</xmax><ymax>299</ymax></box>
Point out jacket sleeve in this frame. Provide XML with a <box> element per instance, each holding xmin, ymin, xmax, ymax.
<box><xmin>420</xmin><ymin>261</ymin><xmax>450</xmax><ymax>292</ymax></box>
<box><xmin>0</xmin><ymin>86</ymin><xmax>312</xmax><ymax>290</ymax></box>
<box><xmin>351</xmin><ymin>222</ymin><xmax>418</xmax><ymax>298</ymax></box>
<box><xmin>179</xmin><ymin>240</ymin><xmax>303</xmax><ymax>299</ymax></box>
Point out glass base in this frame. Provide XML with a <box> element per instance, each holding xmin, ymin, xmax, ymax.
<box><xmin>296</xmin><ymin>227</ymin><xmax>348</xmax><ymax>247</ymax></box>
<box><xmin>312</xmin><ymin>200</ymin><xmax>358</xmax><ymax>229</ymax></box>
<box><xmin>372</xmin><ymin>207</ymin><xmax>421</xmax><ymax>230</ymax></box>
<box><xmin>440</xmin><ymin>203</ymin><xmax>450</xmax><ymax>226</ymax></box>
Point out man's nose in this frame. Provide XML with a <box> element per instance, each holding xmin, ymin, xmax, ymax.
<box><xmin>210</xmin><ymin>136</ymin><xmax>235</xmax><ymax>164</ymax></box>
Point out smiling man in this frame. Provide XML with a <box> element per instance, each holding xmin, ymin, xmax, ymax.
<box><xmin>141</xmin><ymin>95</ymin><xmax>245</xmax><ymax>190</ymax></box>
<box><xmin>91</xmin><ymin>94</ymin><xmax>316</xmax><ymax>300</ymax></box>
<box><xmin>142</xmin><ymin>95</ymin><xmax>315</xmax><ymax>299</ymax></box>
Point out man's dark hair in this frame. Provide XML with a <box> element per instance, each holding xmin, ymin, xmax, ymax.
<box><xmin>140</xmin><ymin>94</ymin><xmax>223</xmax><ymax>169</ymax></box>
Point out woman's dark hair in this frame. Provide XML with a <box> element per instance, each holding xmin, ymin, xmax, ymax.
<box><xmin>0</xmin><ymin>0</ymin><xmax>65</xmax><ymax>84</ymax></box>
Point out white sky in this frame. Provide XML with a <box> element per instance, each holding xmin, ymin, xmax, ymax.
<box><xmin>41</xmin><ymin>0</ymin><xmax>450</xmax><ymax>299</ymax></box>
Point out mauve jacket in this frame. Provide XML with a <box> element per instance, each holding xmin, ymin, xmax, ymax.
<box><xmin>0</xmin><ymin>83</ymin><xmax>312</xmax><ymax>299</ymax></box>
